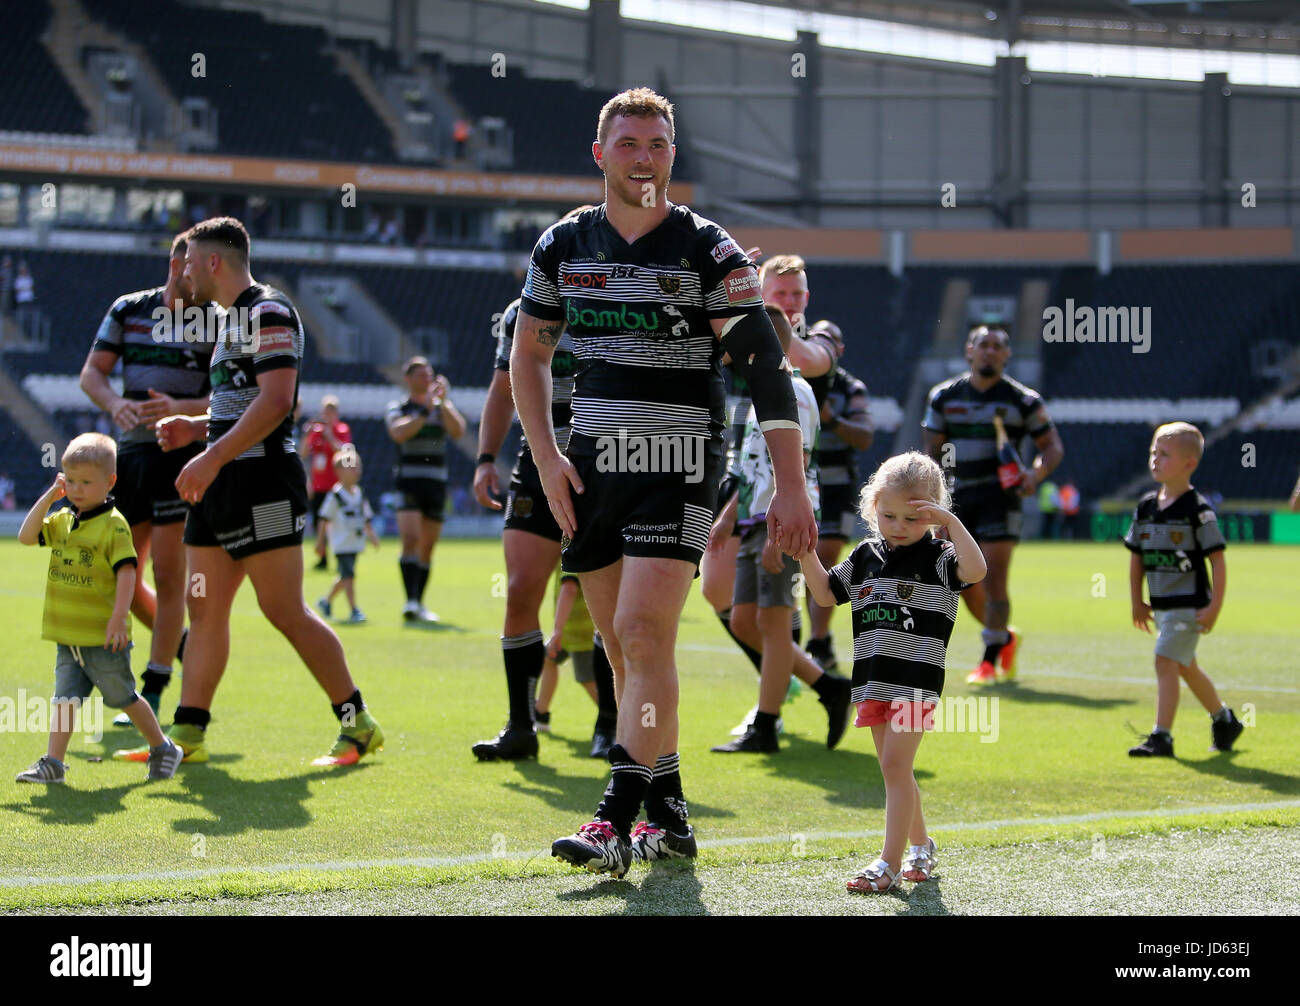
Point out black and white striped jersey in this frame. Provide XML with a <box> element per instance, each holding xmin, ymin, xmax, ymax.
<box><xmin>826</xmin><ymin>533</ymin><xmax>969</xmax><ymax>704</ymax></box>
<box><xmin>386</xmin><ymin>398</ymin><xmax>448</xmax><ymax>482</ymax></box>
<box><xmin>922</xmin><ymin>374</ymin><xmax>1052</xmax><ymax>496</ymax></box>
<box><xmin>814</xmin><ymin>366</ymin><xmax>869</xmax><ymax>488</ymax></box>
<box><xmin>1124</xmin><ymin>488</ymin><xmax>1225</xmax><ymax>609</ymax></box>
<box><xmin>519</xmin><ymin>203</ymin><xmax>764</xmax><ymax>458</ymax></box>
<box><xmin>92</xmin><ymin>287</ymin><xmax>217</xmax><ymax>448</ymax></box>
<box><xmin>207</xmin><ymin>283</ymin><xmax>302</xmax><ymax>459</ymax></box>
<box><xmin>493</xmin><ymin>297</ymin><xmax>577</xmax><ymax>453</ymax></box>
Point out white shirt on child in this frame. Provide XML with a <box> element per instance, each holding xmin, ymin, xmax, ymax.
<box><xmin>317</xmin><ymin>484</ymin><xmax>373</xmax><ymax>554</ymax></box>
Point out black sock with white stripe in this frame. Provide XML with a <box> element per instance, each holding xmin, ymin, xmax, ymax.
<box><xmin>718</xmin><ymin>608</ymin><xmax>763</xmax><ymax>673</ymax></box>
<box><xmin>643</xmin><ymin>752</ymin><xmax>688</xmax><ymax>833</ymax></box>
<box><xmin>595</xmin><ymin>745</ymin><xmax>653</xmax><ymax>841</ymax></box>
<box><xmin>591</xmin><ymin>635</ymin><xmax>617</xmax><ymax>732</ymax></box>
<box><xmin>791</xmin><ymin>607</ymin><xmax>803</xmax><ymax>646</ymax></box>
<box><xmin>503</xmin><ymin>631</ymin><xmax>544</xmax><ymax>729</ymax></box>
<box><xmin>399</xmin><ymin>557</ymin><xmax>420</xmax><ymax>602</ymax></box>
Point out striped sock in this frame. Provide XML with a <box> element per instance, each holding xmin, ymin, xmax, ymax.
<box><xmin>594</xmin><ymin>745</ymin><xmax>653</xmax><ymax>840</ymax></box>
<box><xmin>643</xmin><ymin>752</ymin><xmax>688</xmax><ymax>833</ymax></box>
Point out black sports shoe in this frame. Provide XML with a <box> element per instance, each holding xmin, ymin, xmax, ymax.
<box><xmin>630</xmin><ymin>821</ymin><xmax>697</xmax><ymax>862</ymax></box>
<box><xmin>471</xmin><ymin>722</ymin><xmax>538</xmax><ymax>761</ymax></box>
<box><xmin>1211</xmin><ymin>709</ymin><xmax>1244</xmax><ymax>752</ymax></box>
<box><xmin>711</xmin><ymin>727</ymin><xmax>779</xmax><ymax>753</ymax></box>
<box><xmin>1128</xmin><ymin>731</ymin><xmax>1174</xmax><ymax>757</ymax></box>
<box><xmin>552</xmin><ymin>820</ymin><xmax>633</xmax><ymax>878</ymax></box>
<box><xmin>806</xmin><ymin>635</ymin><xmax>838</xmax><ymax>674</ymax></box>
<box><xmin>820</xmin><ymin>674</ymin><xmax>852</xmax><ymax>750</ymax></box>
<box><xmin>589</xmin><ymin>728</ymin><xmax>614</xmax><ymax>759</ymax></box>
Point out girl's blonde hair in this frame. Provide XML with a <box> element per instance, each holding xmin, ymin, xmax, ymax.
<box><xmin>857</xmin><ymin>451</ymin><xmax>951</xmax><ymax>537</ymax></box>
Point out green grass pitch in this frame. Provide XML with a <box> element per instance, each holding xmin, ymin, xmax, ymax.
<box><xmin>1</xmin><ymin>538</ymin><xmax>1297</xmax><ymax>915</ymax></box>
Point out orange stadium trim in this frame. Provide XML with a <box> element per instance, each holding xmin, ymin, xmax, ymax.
<box><xmin>0</xmin><ymin>143</ymin><xmax>697</xmax><ymax>204</ymax></box>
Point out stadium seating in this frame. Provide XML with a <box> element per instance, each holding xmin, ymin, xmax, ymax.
<box><xmin>0</xmin><ymin>1</ymin><xmax>88</xmax><ymax>135</ymax></box>
<box><xmin>442</xmin><ymin>62</ymin><xmax>616</xmax><ymax>177</ymax></box>
<box><xmin>1040</xmin><ymin>265</ymin><xmax>1300</xmax><ymax>401</ymax></box>
<box><xmin>0</xmin><ymin>410</ymin><xmax>47</xmax><ymax>508</ymax></box>
<box><xmin>79</xmin><ymin>0</ymin><xmax>396</xmax><ymax>163</ymax></box>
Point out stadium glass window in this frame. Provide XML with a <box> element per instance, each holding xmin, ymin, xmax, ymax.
<box><xmin>126</xmin><ymin>188</ymin><xmax>183</xmax><ymax>229</ymax></box>
<box><xmin>51</xmin><ymin>185</ymin><xmax>117</xmax><ymax>225</ymax></box>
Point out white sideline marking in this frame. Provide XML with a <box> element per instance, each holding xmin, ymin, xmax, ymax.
<box><xmin>4</xmin><ymin>798</ymin><xmax>1299</xmax><ymax>889</ymax></box>
<box><xmin>680</xmin><ymin>644</ymin><xmax>1300</xmax><ymax>694</ymax></box>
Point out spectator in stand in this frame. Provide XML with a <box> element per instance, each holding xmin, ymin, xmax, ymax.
<box><xmin>453</xmin><ymin>119</ymin><xmax>471</xmax><ymax>159</ymax></box>
<box><xmin>301</xmin><ymin>396</ymin><xmax>353</xmax><ymax>571</ymax></box>
<box><xmin>1290</xmin><ymin>467</ymin><xmax>1300</xmax><ymax>511</ymax></box>
<box><xmin>14</xmin><ymin>262</ymin><xmax>35</xmax><ymax>307</ymax></box>
<box><xmin>1038</xmin><ymin>478</ymin><xmax>1060</xmax><ymax>540</ymax></box>
<box><xmin>1058</xmin><ymin>480</ymin><xmax>1080</xmax><ymax>539</ymax></box>
<box><xmin>0</xmin><ymin>471</ymin><xmax>15</xmax><ymax>510</ymax></box>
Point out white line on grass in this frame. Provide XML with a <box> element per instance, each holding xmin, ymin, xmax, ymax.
<box><xmin>679</xmin><ymin>644</ymin><xmax>1300</xmax><ymax>694</ymax></box>
<box><xmin>4</xmin><ymin>798</ymin><xmax>1299</xmax><ymax>889</ymax></box>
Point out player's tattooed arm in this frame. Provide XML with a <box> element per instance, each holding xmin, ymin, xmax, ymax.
<box><xmin>535</xmin><ymin>322</ymin><xmax>564</xmax><ymax>347</ymax></box>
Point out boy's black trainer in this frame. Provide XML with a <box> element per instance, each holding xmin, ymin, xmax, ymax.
<box><xmin>1211</xmin><ymin>709</ymin><xmax>1244</xmax><ymax>752</ymax></box>
<box><xmin>1128</xmin><ymin>731</ymin><xmax>1174</xmax><ymax>758</ymax></box>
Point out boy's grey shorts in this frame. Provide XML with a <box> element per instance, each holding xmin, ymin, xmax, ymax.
<box><xmin>336</xmin><ymin>552</ymin><xmax>357</xmax><ymax>579</ymax></box>
<box><xmin>53</xmin><ymin>643</ymin><xmax>138</xmax><ymax>709</ymax></box>
<box><xmin>1153</xmin><ymin>608</ymin><xmax>1201</xmax><ymax>667</ymax></box>
<box><xmin>571</xmin><ymin>649</ymin><xmax>595</xmax><ymax>685</ymax></box>
<box><xmin>733</xmin><ymin>524</ymin><xmax>801</xmax><ymax>609</ymax></box>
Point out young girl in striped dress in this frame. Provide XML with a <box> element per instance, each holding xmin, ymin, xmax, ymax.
<box><xmin>799</xmin><ymin>452</ymin><xmax>986</xmax><ymax>892</ymax></box>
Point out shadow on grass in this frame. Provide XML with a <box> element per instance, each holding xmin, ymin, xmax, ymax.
<box><xmin>1178</xmin><ymin>749</ymin><xmax>1300</xmax><ymax>795</ymax></box>
<box><xmin>501</xmin><ymin>758</ymin><xmax>736</xmax><ymax>820</ymax></box>
<box><xmin>140</xmin><ymin>763</ymin><xmax>358</xmax><ymax>835</ymax></box>
<box><xmin>556</xmin><ymin>860</ymin><xmax>708</xmax><ymax>916</ymax></box>
<box><xmin>984</xmin><ymin>682</ymin><xmax>1129</xmax><ymax>710</ymax></box>
<box><xmin>1</xmin><ymin>781</ymin><xmax>149</xmax><ymax>825</ymax></box>
<box><xmin>897</xmin><ymin>877</ymin><xmax>951</xmax><ymax>916</ymax></box>
<box><xmin>749</xmin><ymin>735</ymin><xmax>917</xmax><ymax>811</ymax></box>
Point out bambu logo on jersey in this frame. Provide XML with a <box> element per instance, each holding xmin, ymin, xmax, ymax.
<box><xmin>565</xmin><ymin>299</ymin><xmax>685</xmax><ymax>338</ymax></box>
<box><xmin>1041</xmin><ymin>300</ymin><xmax>1151</xmax><ymax>354</ymax></box>
<box><xmin>595</xmin><ymin>430</ymin><xmax>705</xmax><ymax>484</ymax></box>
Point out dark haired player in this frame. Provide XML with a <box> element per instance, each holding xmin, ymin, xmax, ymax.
<box><xmin>471</xmin><ymin>291</ymin><xmax>619</xmax><ymax>761</ymax></box>
<box><xmin>80</xmin><ymin>231</ymin><xmax>216</xmax><ymax>721</ymax></box>
<box><xmin>114</xmin><ymin>216</ymin><xmax>383</xmax><ymax>766</ymax></box>
<box><xmin>386</xmin><ymin>356</ymin><xmax>466</xmax><ymax>623</ymax></box>
<box><xmin>922</xmin><ymin>324</ymin><xmax>1063</xmax><ymax>685</ymax></box>
<box><xmin>512</xmin><ymin>88</ymin><xmax>815</xmax><ymax>876</ymax></box>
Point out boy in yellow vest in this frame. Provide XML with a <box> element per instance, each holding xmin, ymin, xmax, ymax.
<box><xmin>16</xmin><ymin>433</ymin><xmax>181</xmax><ymax>783</ymax></box>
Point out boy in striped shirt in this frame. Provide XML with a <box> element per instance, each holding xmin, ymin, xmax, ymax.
<box><xmin>1124</xmin><ymin>422</ymin><xmax>1243</xmax><ymax>757</ymax></box>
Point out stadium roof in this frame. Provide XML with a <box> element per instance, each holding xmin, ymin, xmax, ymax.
<box><xmin>737</xmin><ymin>1</ymin><xmax>1300</xmax><ymax>52</ymax></box>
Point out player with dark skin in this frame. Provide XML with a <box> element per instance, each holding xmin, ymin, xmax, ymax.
<box><xmin>923</xmin><ymin>327</ymin><xmax>1063</xmax><ymax>679</ymax></box>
